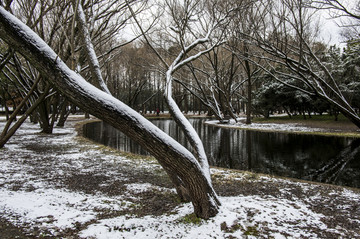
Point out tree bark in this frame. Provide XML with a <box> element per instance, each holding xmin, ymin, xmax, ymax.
<box><xmin>37</xmin><ymin>99</ymin><xmax>53</xmax><ymax>134</ymax></box>
<box><xmin>57</xmin><ymin>99</ymin><xmax>70</xmax><ymax>127</ymax></box>
<box><xmin>244</xmin><ymin>51</ymin><xmax>252</xmax><ymax>125</ymax></box>
<box><xmin>0</xmin><ymin>7</ymin><xmax>220</xmax><ymax>219</ymax></box>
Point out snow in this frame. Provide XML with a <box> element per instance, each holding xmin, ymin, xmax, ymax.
<box><xmin>206</xmin><ymin>118</ymin><xmax>324</xmax><ymax>133</ymax></box>
<box><xmin>125</xmin><ymin>183</ymin><xmax>174</xmax><ymax>194</ymax></box>
<box><xmin>0</xmin><ymin>117</ymin><xmax>359</xmax><ymax>238</ymax></box>
<box><xmin>79</xmin><ymin>196</ymin><xmax>327</xmax><ymax>239</ymax></box>
<box><xmin>0</xmin><ymin>189</ymin><xmax>97</xmax><ymax>228</ymax></box>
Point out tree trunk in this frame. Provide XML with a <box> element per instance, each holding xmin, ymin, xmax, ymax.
<box><xmin>37</xmin><ymin>100</ymin><xmax>53</xmax><ymax>134</ymax></box>
<box><xmin>1</xmin><ymin>91</ymin><xmax>10</xmax><ymax>120</ymax></box>
<box><xmin>244</xmin><ymin>56</ymin><xmax>252</xmax><ymax>125</ymax></box>
<box><xmin>57</xmin><ymin>99</ymin><xmax>70</xmax><ymax>127</ymax></box>
<box><xmin>283</xmin><ymin>106</ymin><xmax>292</xmax><ymax>118</ymax></box>
<box><xmin>0</xmin><ymin>7</ymin><xmax>220</xmax><ymax>219</ymax></box>
<box><xmin>0</xmin><ymin>76</ymin><xmax>43</xmax><ymax>146</ymax></box>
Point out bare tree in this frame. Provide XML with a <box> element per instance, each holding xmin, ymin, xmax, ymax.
<box><xmin>0</xmin><ymin>5</ymin><xmax>221</xmax><ymax>219</ymax></box>
<box><xmin>226</xmin><ymin>0</ymin><xmax>267</xmax><ymax>124</ymax></box>
<box><xmin>311</xmin><ymin>0</ymin><xmax>360</xmax><ymax>20</ymax></box>
<box><xmin>2</xmin><ymin>0</ymin><xmax>75</xmax><ymax>133</ymax></box>
<box><xmin>127</xmin><ymin>0</ymin><xmax>242</xmax><ymax>184</ymax></box>
<box><xmin>126</xmin><ymin>0</ymin><xmax>229</xmax><ymax>212</ymax></box>
<box><xmin>0</xmin><ymin>0</ymin><xmax>145</xmax><ymax>134</ymax></box>
<box><xmin>240</xmin><ymin>0</ymin><xmax>360</xmax><ymax>128</ymax></box>
<box><xmin>184</xmin><ymin>47</ymin><xmax>244</xmax><ymax>122</ymax></box>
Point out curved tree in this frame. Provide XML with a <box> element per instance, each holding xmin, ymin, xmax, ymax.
<box><xmin>0</xmin><ymin>6</ymin><xmax>220</xmax><ymax>219</ymax></box>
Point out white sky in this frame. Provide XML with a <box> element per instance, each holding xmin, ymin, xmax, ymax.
<box><xmin>316</xmin><ymin>0</ymin><xmax>358</xmax><ymax>49</ymax></box>
<box><xmin>121</xmin><ymin>2</ymin><xmax>351</xmax><ymax>50</ymax></box>
<box><xmin>320</xmin><ymin>16</ymin><xmax>344</xmax><ymax>46</ymax></box>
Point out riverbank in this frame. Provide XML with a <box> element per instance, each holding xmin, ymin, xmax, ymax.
<box><xmin>0</xmin><ymin>116</ymin><xmax>359</xmax><ymax>238</ymax></box>
<box><xmin>146</xmin><ymin>112</ymin><xmax>360</xmax><ymax>137</ymax></box>
<box><xmin>205</xmin><ymin>114</ymin><xmax>360</xmax><ymax>138</ymax></box>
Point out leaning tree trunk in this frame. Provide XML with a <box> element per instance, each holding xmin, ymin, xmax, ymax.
<box><xmin>37</xmin><ymin>99</ymin><xmax>53</xmax><ymax>134</ymax></box>
<box><xmin>0</xmin><ymin>7</ymin><xmax>220</xmax><ymax>219</ymax></box>
<box><xmin>57</xmin><ymin>98</ymin><xmax>71</xmax><ymax>127</ymax></box>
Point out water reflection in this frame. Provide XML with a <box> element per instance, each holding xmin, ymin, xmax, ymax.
<box><xmin>83</xmin><ymin>119</ymin><xmax>360</xmax><ymax>188</ymax></box>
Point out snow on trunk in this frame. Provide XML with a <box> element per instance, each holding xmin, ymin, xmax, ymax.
<box><xmin>0</xmin><ymin>6</ymin><xmax>220</xmax><ymax>219</ymax></box>
<box><xmin>162</xmin><ymin>34</ymin><xmax>222</xmax><ymax>209</ymax></box>
<box><xmin>75</xmin><ymin>2</ymin><xmax>111</xmax><ymax>95</ymax></box>
<box><xmin>165</xmin><ymin>67</ymin><xmax>210</xmax><ymax>181</ymax></box>
<box><xmin>163</xmin><ymin>31</ymin><xmax>218</xmax><ymax>180</ymax></box>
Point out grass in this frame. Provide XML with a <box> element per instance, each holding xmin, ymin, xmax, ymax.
<box><xmin>252</xmin><ymin>113</ymin><xmax>360</xmax><ymax>138</ymax></box>
<box><xmin>178</xmin><ymin>213</ymin><xmax>203</xmax><ymax>225</ymax></box>
<box><xmin>253</xmin><ymin>113</ymin><xmax>351</xmax><ymax>123</ymax></box>
<box><xmin>220</xmin><ymin>221</ymin><xmax>243</xmax><ymax>233</ymax></box>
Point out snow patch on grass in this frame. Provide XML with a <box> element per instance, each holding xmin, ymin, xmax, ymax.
<box><xmin>80</xmin><ymin>195</ymin><xmax>328</xmax><ymax>239</ymax></box>
<box><xmin>0</xmin><ymin>187</ymin><xmax>127</xmax><ymax>230</ymax></box>
<box><xmin>0</xmin><ymin>117</ymin><xmax>359</xmax><ymax>238</ymax></box>
<box><xmin>206</xmin><ymin>119</ymin><xmax>324</xmax><ymax>133</ymax></box>
<box><xmin>125</xmin><ymin>183</ymin><xmax>175</xmax><ymax>194</ymax></box>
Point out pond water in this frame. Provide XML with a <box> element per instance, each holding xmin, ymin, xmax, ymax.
<box><xmin>83</xmin><ymin>118</ymin><xmax>360</xmax><ymax>188</ymax></box>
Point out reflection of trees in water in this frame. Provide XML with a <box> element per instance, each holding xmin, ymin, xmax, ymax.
<box><xmin>216</xmin><ymin>129</ymin><xmax>232</xmax><ymax>168</ymax></box>
<box><xmin>246</xmin><ymin>130</ymin><xmax>252</xmax><ymax>170</ymax></box>
<box><xmin>212</xmin><ymin>129</ymin><xmax>251</xmax><ymax>170</ymax></box>
<box><xmin>251</xmin><ymin>133</ymin><xmax>349</xmax><ymax>178</ymax></box>
<box><xmin>84</xmin><ymin>120</ymin><xmax>360</xmax><ymax>188</ymax></box>
<box><xmin>306</xmin><ymin>139</ymin><xmax>360</xmax><ymax>186</ymax></box>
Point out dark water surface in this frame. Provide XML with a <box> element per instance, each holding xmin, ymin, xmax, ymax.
<box><xmin>83</xmin><ymin>119</ymin><xmax>360</xmax><ymax>188</ymax></box>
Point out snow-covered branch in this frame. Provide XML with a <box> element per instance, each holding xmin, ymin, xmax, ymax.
<box><xmin>74</xmin><ymin>1</ymin><xmax>111</xmax><ymax>95</ymax></box>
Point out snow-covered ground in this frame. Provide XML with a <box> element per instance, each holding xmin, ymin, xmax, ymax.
<box><xmin>0</xmin><ymin>116</ymin><xmax>359</xmax><ymax>238</ymax></box>
<box><xmin>206</xmin><ymin>118</ymin><xmax>325</xmax><ymax>133</ymax></box>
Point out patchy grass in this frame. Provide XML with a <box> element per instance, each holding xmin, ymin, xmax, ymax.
<box><xmin>1</xmin><ymin>116</ymin><xmax>360</xmax><ymax>238</ymax></box>
<box><xmin>220</xmin><ymin>221</ymin><xmax>243</xmax><ymax>233</ymax></box>
<box><xmin>244</xmin><ymin>226</ymin><xmax>259</xmax><ymax>236</ymax></box>
<box><xmin>249</xmin><ymin>113</ymin><xmax>360</xmax><ymax>137</ymax></box>
<box><xmin>254</xmin><ymin>114</ymin><xmax>351</xmax><ymax>122</ymax></box>
<box><xmin>178</xmin><ymin>213</ymin><xmax>203</xmax><ymax>225</ymax></box>
<box><xmin>254</xmin><ymin>114</ymin><xmax>358</xmax><ymax>132</ymax></box>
